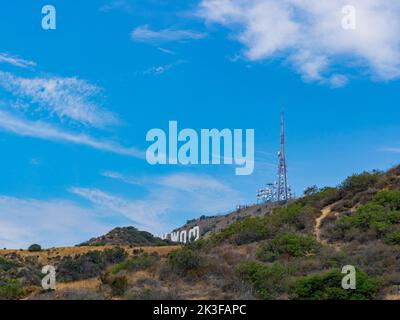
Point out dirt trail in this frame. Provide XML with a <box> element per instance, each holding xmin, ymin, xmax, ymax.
<box><xmin>314</xmin><ymin>205</ymin><xmax>333</xmax><ymax>244</ymax></box>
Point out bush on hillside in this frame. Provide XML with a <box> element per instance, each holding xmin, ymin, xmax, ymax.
<box><xmin>57</xmin><ymin>247</ymin><xmax>127</xmax><ymax>282</ymax></box>
<box><xmin>0</xmin><ymin>257</ymin><xmax>18</xmax><ymax>272</ymax></box>
<box><xmin>0</xmin><ymin>278</ymin><xmax>24</xmax><ymax>300</ymax></box>
<box><xmin>291</xmin><ymin>269</ymin><xmax>378</xmax><ymax>300</ymax></box>
<box><xmin>300</xmin><ymin>187</ymin><xmax>341</xmax><ymax>209</ymax></box>
<box><xmin>235</xmin><ymin>261</ymin><xmax>293</xmax><ymax>299</ymax></box>
<box><xmin>256</xmin><ymin>233</ymin><xmax>320</xmax><ymax>262</ymax></box>
<box><xmin>109</xmin><ymin>275</ymin><xmax>129</xmax><ymax>296</ymax></box>
<box><xmin>270</xmin><ymin>202</ymin><xmax>315</xmax><ymax>231</ymax></box>
<box><xmin>385</xmin><ymin>230</ymin><xmax>400</xmax><ymax>245</ymax></box>
<box><xmin>340</xmin><ymin>171</ymin><xmax>380</xmax><ymax>195</ymax></box>
<box><xmin>167</xmin><ymin>248</ymin><xmax>202</xmax><ymax>276</ymax></box>
<box><xmin>334</xmin><ymin>190</ymin><xmax>400</xmax><ymax>241</ymax></box>
<box><xmin>100</xmin><ymin>271</ymin><xmax>129</xmax><ymax>296</ymax></box>
<box><xmin>110</xmin><ymin>252</ymin><xmax>160</xmax><ymax>274</ymax></box>
<box><xmin>28</xmin><ymin>244</ymin><xmax>42</xmax><ymax>252</ymax></box>
<box><xmin>213</xmin><ymin>217</ymin><xmax>272</xmax><ymax>245</ymax></box>
<box><xmin>373</xmin><ymin>189</ymin><xmax>400</xmax><ymax>210</ymax></box>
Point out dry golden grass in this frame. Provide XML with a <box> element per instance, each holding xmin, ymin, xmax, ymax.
<box><xmin>0</xmin><ymin>245</ymin><xmax>181</xmax><ymax>264</ymax></box>
<box><xmin>386</xmin><ymin>294</ymin><xmax>400</xmax><ymax>300</ymax></box>
<box><xmin>56</xmin><ymin>278</ymin><xmax>101</xmax><ymax>291</ymax></box>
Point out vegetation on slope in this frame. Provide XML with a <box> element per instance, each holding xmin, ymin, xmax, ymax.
<box><xmin>3</xmin><ymin>165</ymin><xmax>400</xmax><ymax>300</ymax></box>
<box><xmin>79</xmin><ymin>226</ymin><xmax>171</xmax><ymax>246</ymax></box>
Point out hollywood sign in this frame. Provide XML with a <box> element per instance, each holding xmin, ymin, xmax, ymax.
<box><xmin>162</xmin><ymin>226</ymin><xmax>200</xmax><ymax>244</ymax></box>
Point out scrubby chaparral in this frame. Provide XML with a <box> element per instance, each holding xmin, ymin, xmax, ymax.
<box><xmin>2</xmin><ymin>165</ymin><xmax>400</xmax><ymax>300</ymax></box>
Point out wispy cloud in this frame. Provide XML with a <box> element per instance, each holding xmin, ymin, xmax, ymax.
<box><xmin>96</xmin><ymin>171</ymin><xmax>242</xmax><ymax>234</ymax></box>
<box><xmin>143</xmin><ymin>60</ymin><xmax>186</xmax><ymax>75</ymax></box>
<box><xmin>380</xmin><ymin>147</ymin><xmax>400</xmax><ymax>153</ymax></box>
<box><xmin>100</xmin><ymin>0</ymin><xmax>133</xmax><ymax>13</ymax></box>
<box><xmin>131</xmin><ymin>25</ymin><xmax>207</xmax><ymax>43</ymax></box>
<box><xmin>0</xmin><ymin>71</ymin><xmax>118</xmax><ymax>127</ymax></box>
<box><xmin>0</xmin><ymin>53</ymin><xmax>36</xmax><ymax>68</ymax></box>
<box><xmin>158</xmin><ymin>47</ymin><xmax>176</xmax><ymax>55</ymax></box>
<box><xmin>157</xmin><ymin>173</ymin><xmax>234</xmax><ymax>193</ymax></box>
<box><xmin>199</xmin><ymin>0</ymin><xmax>400</xmax><ymax>86</ymax></box>
<box><xmin>0</xmin><ymin>196</ymin><xmax>113</xmax><ymax>248</ymax></box>
<box><xmin>70</xmin><ymin>187</ymin><xmax>168</xmax><ymax>233</ymax></box>
<box><xmin>101</xmin><ymin>171</ymin><xmax>142</xmax><ymax>185</ymax></box>
<box><xmin>0</xmin><ymin>110</ymin><xmax>143</xmax><ymax>158</ymax></box>
<box><xmin>144</xmin><ymin>64</ymin><xmax>174</xmax><ymax>75</ymax></box>
<box><xmin>102</xmin><ymin>171</ymin><xmax>235</xmax><ymax>192</ymax></box>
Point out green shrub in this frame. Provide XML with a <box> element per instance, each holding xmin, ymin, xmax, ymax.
<box><xmin>373</xmin><ymin>190</ymin><xmax>400</xmax><ymax>210</ymax></box>
<box><xmin>334</xmin><ymin>190</ymin><xmax>400</xmax><ymax>241</ymax></box>
<box><xmin>291</xmin><ymin>269</ymin><xmax>378</xmax><ymax>300</ymax></box>
<box><xmin>213</xmin><ymin>217</ymin><xmax>272</xmax><ymax>245</ymax></box>
<box><xmin>100</xmin><ymin>271</ymin><xmax>129</xmax><ymax>296</ymax></box>
<box><xmin>235</xmin><ymin>261</ymin><xmax>293</xmax><ymax>299</ymax></box>
<box><xmin>256</xmin><ymin>233</ymin><xmax>320</xmax><ymax>262</ymax></box>
<box><xmin>385</xmin><ymin>230</ymin><xmax>400</xmax><ymax>245</ymax></box>
<box><xmin>110</xmin><ymin>253</ymin><xmax>159</xmax><ymax>274</ymax></box>
<box><xmin>0</xmin><ymin>278</ymin><xmax>24</xmax><ymax>300</ymax></box>
<box><xmin>167</xmin><ymin>248</ymin><xmax>201</xmax><ymax>276</ymax></box>
<box><xmin>0</xmin><ymin>257</ymin><xmax>17</xmax><ymax>271</ymax></box>
<box><xmin>109</xmin><ymin>275</ymin><xmax>128</xmax><ymax>296</ymax></box>
<box><xmin>270</xmin><ymin>202</ymin><xmax>315</xmax><ymax>230</ymax></box>
<box><xmin>300</xmin><ymin>187</ymin><xmax>341</xmax><ymax>208</ymax></box>
<box><xmin>57</xmin><ymin>247</ymin><xmax>128</xmax><ymax>281</ymax></box>
<box><xmin>340</xmin><ymin>171</ymin><xmax>380</xmax><ymax>195</ymax></box>
<box><xmin>256</xmin><ymin>241</ymin><xmax>278</xmax><ymax>262</ymax></box>
<box><xmin>28</xmin><ymin>244</ymin><xmax>42</xmax><ymax>252</ymax></box>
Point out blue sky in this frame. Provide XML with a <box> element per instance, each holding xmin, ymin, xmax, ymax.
<box><xmin>0</xmin><ymin>0</ymin><xmax>400</xmax><ymax>248</ymax></box>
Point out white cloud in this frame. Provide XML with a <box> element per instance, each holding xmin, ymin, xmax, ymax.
<box><xmin>157</xmin><ymin>173</ymin><xmax>234</xmax><ymax>193</ymax></box>
<box><xmin>103</xmin><ymin>171</ymin><xmax>235</xmax><ymax>193</ymax></box>
<box><xmin>0</xmin><ymin>71</ymin><xmax>118</xmax><ymax>127</ymax></box>
<box><xmin>70</xmin><ymin>187</ymin><xmax>168</xmax><ymax>234</ymax></box>
<box><xmin>0</xmin><ymin>173</ymin><xmax>240</xmax><ymax>247</ymax></box>
<box><xmin>143</xmin><ymin>60</ymin><xmax>185</xmax><ymax>75</ymax></box>
<box><xmin>96</xmin><ymin>172</ymin><xmax>243</xmax><ymax>234</ymax></box>
<box><xmin>380</xmin><ymin>147</ymin><xmax>400</xmax><ymax>153</ymax></box>
<box><xmin>100</xmin><ymin>0</ymin><xmax>133</xmax><ymax>13</ymax></box>
<box><xmin>0</xmin><ymin>196</ymin><xmax>112</xmax><ymax>248</ymax></box>
<box><xmin>0</xmin><ymin>110</ymin><xmax>144</xmax><ymax>158</ymax></box>
<box><xmin>158</xmin><ymin>47</ymin><xmax>176</xmax><ymax>55</ymax></box>
<box><xmin>199</xmin><ymin>0</ymin><xmax>400</xmax><ymax>85</ymax></box>
<box><xmin>101</xmin><ymin>171</ymin><xmax>142</xmax><ymax>185</ymax></box>
<box><xmin>144</xmin><ymin>64</ymin><xmax>174</xmax><ymax>75</ymax></box>
<box><xmin>131</xmin><ymin>25</ymin><xmax>207</xmax><ymax>43</ymax></box>
<box><xmin>0</xmin><ymin>53</ymin><xmax>36</xmax><ymax>68</ymax></box>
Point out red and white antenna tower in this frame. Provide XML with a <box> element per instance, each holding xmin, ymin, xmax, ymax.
<box><xmin>276</xmin><ymin>111</ymin><xmax>291</xmax><ymax>202</ymax></box>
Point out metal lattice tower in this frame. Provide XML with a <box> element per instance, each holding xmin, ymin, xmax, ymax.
<box><xmin>256</xmin><ymin>183</ymin><xmax>275</xmax><ymax>204</ymax></box>
<box><xmin>276</xmin><ymin>112</ymin><xmax>291</xmax><ymax>202</ymax></box>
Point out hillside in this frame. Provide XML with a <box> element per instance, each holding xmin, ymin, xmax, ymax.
<box><xmin>2</xmin><ymin>165</ymin><xmax>400</xmax><ymax>300</ymax></box>
<box><xmin>170</xmin><ymin>203</ymin><xmax>274</xmax><ymax>240</ymax></box>
<box><xmin>78</xmin><ymin>226</ymin><xmax>171</xmax><ymax>247</ymax></box>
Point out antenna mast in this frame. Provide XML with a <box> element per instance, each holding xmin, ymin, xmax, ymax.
<box><xmin>276</xmin><ymin>111</ymin><xmax>290</xmax><ymax>202</ymax></box>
